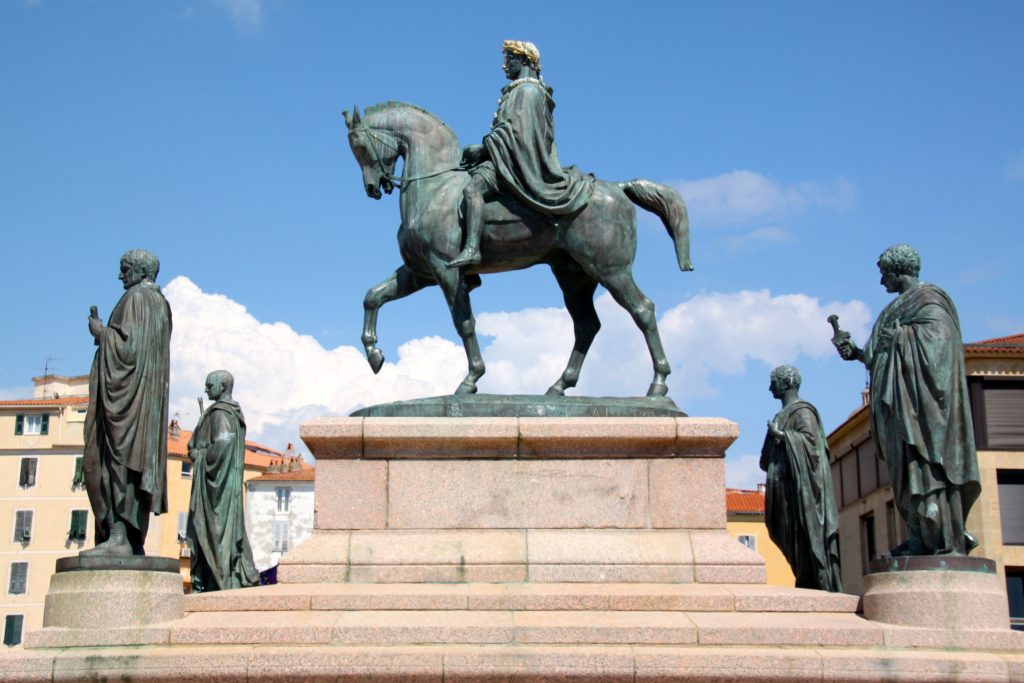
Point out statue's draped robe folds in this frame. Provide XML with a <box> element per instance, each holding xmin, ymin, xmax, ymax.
<box><xmin>84</xmin><ymin>281</ymin><xmax>171</xmax><ymax>545</ymax></box>
<box><xmin>760</xmin><ymin>401</ymin><xmax>842</xmax><ymax>591</ymax></box>
<box><xmin>864</xmin><ymin>282</ymin><xmax>981</xmax><ymax>554</ymax></box>
<box><xmin>187</xmin><ymin>400</ymin><xmax>259</xmax><ymax>592</ymax></box>
<box><xmin>483</xmin><ymin>77</ymin><xmax>593</xmax><ymax>214</ymax></box>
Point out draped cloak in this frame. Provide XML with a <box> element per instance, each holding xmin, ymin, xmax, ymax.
<box><xmin>84</xmin><ymin>281</ymin><xmax>171</xmax><ymax>544</ymax></box>
<box><xmin>187</xmin><ymin>399</ymin><xmax>259</xmax><ymax>592</ymax></box>
<box><xmin>482</xmin><ymin>77</ymin><xmax>594</xmax><ymax>215</ymax></box>
<box><xmin>863</xmin><ymin>282</ymin><xmax>981</xmax><ymax>553</ymax></box>
<box><xmin>760</xmin><ymin>401</ymin><xmax>842</xmax><ymax>592</ymax></box>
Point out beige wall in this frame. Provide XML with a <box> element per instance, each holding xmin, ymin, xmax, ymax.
<box><xmin>727</xmin><ymin>517</ymin><xmax>795</xmax><ymax>587</ymax></box>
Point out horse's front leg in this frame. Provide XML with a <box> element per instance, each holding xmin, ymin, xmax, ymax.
<box><xmin>546</xmin><ymin>265</ymin><xmax>600</xmax><ymax>396</ymax></box>
<box><xmin>362</xmin><ymin>265</ymin><xmax>432</xmax><ymax>374</ymax></box>
<box><xmin>435</xmin><ymin>263</ymin><xmax>485</xmax><ymax>394</ymax></box>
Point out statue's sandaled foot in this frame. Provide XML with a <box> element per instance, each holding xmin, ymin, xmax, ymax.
<box><xmin>447</xmin><ymin>247</ymin><xmax>481</xmax><ymax>268</ymax></box>
<box><xmin>80</xmin><ymin>523</ymin><xmax>134</xmax><ymax>558</ymax></box>
<box><xmin>889</xmin><ymin>538</ymin><xmax>926</xmax><ymax>557</ymax></box>
<box><xmin>367</xmin><ymin>349</ymin><xmax>385</xmax><ymax>374</ymax></box>
<box><xmin>965</xmin><ymin>531</ymin><xmax>979</xmax><ymax>554</ymax></box>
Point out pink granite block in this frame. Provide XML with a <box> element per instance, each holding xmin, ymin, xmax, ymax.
<box><xmin>1003</xmin><ymin>653</ymin><xmax>1024</xmax><ymax>682</ymax></box>
<box><xmin>388</xmin><ymin>459</ymin><xmax>647</xmax><ymax>529</ymax></box>
<box><xmin>819</xmin><ymin>649</ymin><xmax>1008</xmax><ymax>682</ymax></box>
<box><xmin>881</xmin><ymin>625</ymin><xmax>1024</xmax><ymax>651</ymax></box>
<box><xmin>729</xmin><ymin>584</ymin><xmax>860</xmax><ymax>613</ymax></box>
<box><xmin>0</xmin><ymin>652</ymin><xmax>54</xmax><ymax>681</ymax></box>
<box><xmin>518</xmin><ymin>417</ymin><xmax>677</xmax><ymax>458</ymax></box>
<box><xmin>688</xmin><ymin>611</ymin><xmax>882</xmax><ymax>646</ymax></box>
<box><xmin>513</xmin><ymin>610</ymin><xmax>698</xmax><ymax>644</ymax></box>
<box><xmin>247</xmin><ymin>646</ymin><xmax>444</xmax><ymax>683</ymax></box>
<box><xmin>25</xmin><ymin>625</ymin><xmax>171</xmax><ymax>649</ymax></box>
<box><xmin>694</xmin><ymin>564</ymin><xmax>766</xmax><ymax>584</ymax></box>
<box><xmin>689</xmin><ymin>530</ymin><xmax>764</xmax><ymax>565</ymax></box>
<box><xmin>528</xmin><ymin>563</ymin><xmax>694</xmax><ymax>583</ymax></box>
<box><xmin>363</xmin><ymin>417</ymin><xmax>518</xmax><ymax>458</ymax></box>
<box><xmin>51</xmin><ymin>647</ymin><xmax>250</xmax><ymax>683</ymax></box>
<box><xmin>185</xmin><ymin>584</ymin><xmax>313</xmax><ymax>612</ymax></box>
<box><xmin>349</xmin><ymin>529</ymin><xmax>526</xmax><ymax>565</ymax></box>
<box><xmin>276</xmin><ymin>564</ymin><xmax>350</xmax><ymax>583</ymax></box>
<box><xmin>170</xmin><ymin>611</ymin><xmax>336</xmax><ymax>645</ymax></box>
<box><xmin>333</xmin><ymin>610</ymin><xmax>513</xmax><ymax>644</ymax></box>
<box><xmin>347</xmin><ymin>564</ymin><xmax>528</xmax><ymax>583</ymax></box>
<box><xmin>300</xmin><ymin>417</ymin><xmax>364</xmax><ymax>459</ymax></box>
<box><xmin>633</xmin><ymin>645</ymin><xmax>822</xmax><ymax>682</ymax></box>
<box><xmin>605</xmin><ymin>583</ymin><xmax>735</xmax><ymax>611</ymax></box>
<box><xmin>528</xmin><ymin>529</ymin><xmax>693</xmax><ymax>565</ymax></box>
<box><xmin>467</xmin><ymin>583</ymin><xmax>611</xmax><ymax>611</ymax></box>
<box><xmin>315</xmin><ymin>460</ymin><xmax>387</xmax><ymax>529</ymax></box>
<box><xmin>863</xmin><ymin>568</ymin><xmax>1010</xmax><ymax>630</ymax></box>
<box><xmin>312</xmin><ymin>583</ymin><xmax>469</xmax><ymax>610</ymax></box>
<box><xmin>277</xmin><ymin>530</ymin><xmax>351</xmax><ymax>565</ymax></box>
<box><xmin>443</xmin><ymin>644</ymin><xmax>635</xmax><ymax>683</ymax></box>
<box><xmin>675</xmin><ymin>418</ymin><xmax>739</xmax><ymax>455</ymax></box>
<box><xmin>649</xmin><ymin>458</ymin><xmax>726</xmax><ymax>529</ymax></box>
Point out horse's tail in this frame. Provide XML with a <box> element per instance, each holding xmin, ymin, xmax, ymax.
<box><xmin>619</xmin><ymin>179</ymin><xmax>693</xmax><ymax>271</ymax></box>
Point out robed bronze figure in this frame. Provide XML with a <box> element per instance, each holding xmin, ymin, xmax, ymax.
<box><xmin>82</xmin><ymin>249</ymin><xmax>172</xmax><ymax>556</ymax></box>
<box><xmin>832</xmin><ymin>244</ymin><xmax>981</xmax><ymax>556</ymax></box>
<box><xmin>760</xmin><ymin>365</ymin><xmax>842</xmax><ymax>591</ymax></box>
<box><xmin>187</xmin><ymin>370</ymin><xmax>259</xmax><ymax>592</ymax></box>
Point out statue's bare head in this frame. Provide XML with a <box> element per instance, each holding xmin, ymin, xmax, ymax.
<box><xmin>119</xmin><ymin>249</ymin><xmax>160</xmax><ymax>289</ymax></box>
<box><xmin>205</xmin><ymin>369</ymin><xmax>234</xmax><ymax>401</ymax></box>
<box><xmin>878</xmin><ymin>244</ymin><xmax>920</xmax><ymax>293</ymax></box>
<box><xmin>770</xmin><ymin>365</ymin><xmax>801</xmax><ymax>398</ymax></box>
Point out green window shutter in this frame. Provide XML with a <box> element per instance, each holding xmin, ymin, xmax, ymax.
<box><xmin>3</xmin><ymin>615</ymin><xmax>24</xmax><ymax>646</ymax></box>
<box><xmin>19</xmin><ymin>459</ymin><xmax>36</xmax><ymax>487</ymax></box>
<box><xmin>73</xmin><ymin>457</ymin><xmax>84</xmax><ymax>487</ymax></box>
<box><xmin>69</xmin><ymin>510</ymin><xmax>88</xmax><ymax>541</ymax></box>
<box><xmin>14</xmin><ymin>414</ymin><xmax>23</xmax><ymax>436</ymax></box>
<box><xmin>40</xmin><ymin>414</ymin><xmax>49</xmax><ymax>436</ymax></box>
<box><xmin>8</xmin><ymin>563</ymin><xmax>28</xmax><ymax>594</ymax></box>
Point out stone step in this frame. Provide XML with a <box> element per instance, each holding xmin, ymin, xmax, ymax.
<box><xmin>185</xmin><ymin>581</ymin><xmax>860</xmax><ymax>614</ymax></box>
<box><xmin>166</xmin><ymin>609</ymin><xmax>881</xmax><ymax>647</ymax></box>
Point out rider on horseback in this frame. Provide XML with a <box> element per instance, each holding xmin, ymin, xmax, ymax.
<box><xmin>447</xmin><ymin>40</ymin><xmax>595</xmax><ymax>268</ymax></box>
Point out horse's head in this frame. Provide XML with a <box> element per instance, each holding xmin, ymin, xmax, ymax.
<box><xmin>344</xmin><ymin>105</ymin><xmax>398</xmax><ymax>199</ymax></box>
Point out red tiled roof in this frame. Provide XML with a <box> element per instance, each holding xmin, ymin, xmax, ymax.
<box><xmin>966</xmin><ymin>332</ymin><xmax>1024</xmax><ymax>353</ymax></box>
<box><xmin>248</xmin><ymin>468</ymin><xmax>315</xmax><ymax>482</ymax></box>
<box><xmin>0</xmin><ymin>396</ymin><xmax>89</xmax><ymax>407</ymax></box>
<box><xmin>726</xmin><ymin>488</ymin><xmax>765</xmax><ymax>514</ymax></box>
<box><xmin>166</xmin><ymin>428</ymin><xmax>305</xmax><ymax>471</ymax></box>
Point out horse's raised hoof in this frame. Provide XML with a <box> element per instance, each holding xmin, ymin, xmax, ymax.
<box><xmin>646</xmin><ymin>382</ymin><xmax>669</xmax><ymax>398</ymax></box>
<box><xmin>367</xmin><ymin>349</ymin><xmax>385</xmax><ymax>374</ymax></box>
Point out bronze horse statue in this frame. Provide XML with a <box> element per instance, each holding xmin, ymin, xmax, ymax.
<box><xmin>344</xmin><ymin>102</ymin><xmax>692</xmax><ymax>397</ymax></box>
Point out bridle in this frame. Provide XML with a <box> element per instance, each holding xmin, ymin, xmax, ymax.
<box><xmin>355</xmin><ymin>126</ymin><xmax>468</xmax><ymax>188</ymax></box>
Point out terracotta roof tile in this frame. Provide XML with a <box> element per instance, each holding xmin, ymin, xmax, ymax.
<box><xmin>0</xmin><ymin>396</ymin><xmax>89</xmax><ymax>407</ymax></box>
<box><xmin>248</xmin><ymin>468</ymin><xmax>315</xmax><ymax>482</ymax></box>
<box><xmin>166</xmin><ymin>428</ymin><xmax>306</xmax><ymax>471</ymax></box>
<box><xmin>966</xmin><ymin>332</ymin><xmax>1024</xmax><ymax>353</ymax></box>
<box><xmin>726</xmin><ymin>488</ymin><xmax>765</xmax><ymax>514</ymax></box>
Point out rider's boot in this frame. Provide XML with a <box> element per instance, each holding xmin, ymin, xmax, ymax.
<box><xmin>448</xmin><ymin>208</ymin><xmax>483</xmax><ymax>268</ymax></box>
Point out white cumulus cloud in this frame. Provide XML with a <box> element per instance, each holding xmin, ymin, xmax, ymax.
<box><xmin>673</xmin><ymin>170</ymin><xmax>855</xmax><ymax>228</ymax></box>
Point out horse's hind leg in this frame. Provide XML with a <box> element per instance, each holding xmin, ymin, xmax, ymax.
<box><xmin>362</xmin><ymin>265</ymin><xmax>432</xmax><ymax>373</ymax></box>
<box><xmin>600</xmin><ymin>269</ymin><xmax>671</xmax><ymax>397</ymax></box>
<box><xmin>546</xmin><ymin>264</ymin><xmax>600</xmax><ymax>397</ymax></box>
<box><xmin>435</xmin><ymin>264</ymin><xmax>485</xmax><ymax>394</ymax></box>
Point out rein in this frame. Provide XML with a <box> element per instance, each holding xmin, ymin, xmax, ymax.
<box><xmin>361</xmin><ymin>127</ymin><xmax>467</xmax><ymax>187</ymax></box>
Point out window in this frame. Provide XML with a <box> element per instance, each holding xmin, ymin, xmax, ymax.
<box><xmin>181</xmin><ymin>461</ymin><xmax>192</xmax><ymax>479</ymax></box>
<box><xmin>68</xmin><ymin>510</ymin><xmax>88</xmax><ymax>542</ymax></box>
<box><xmin>72</xmin><ymin>457</ymin><xmax>85</xmax><ymax>488</ymax></box>
<box><xmin>1007</xmin><ymin>567</ymin><xmax>1024</xmax><ymax>631</ymax></box>
<box><xmin>830</xmin><ymin>460</ymin><xmax>842</xmax><ymax>509</ymax></box>
<box><xmin>276</xmin><ymin>487</ymin><xmax>291</xmax><ymax>512</ymax></box>
<box><xmin>970</xmin><ymin>378</ymin><xmax>1024</xmax><ymax>450</ymax></box>
<box><xmin>840</xmin><ymin>451</ymin><xmax>858</xmax><ymax>506</ymax></box>
<box><xmin>13</xmin><ymin>511</ymin><xmax>32</xmax><ymax>543</ymax></box>
<box><xmin>3</xmin><ymin>615</ymin><xmax>23</xmax><ymax>647</ymax></box>
<box><xmin>860</xmin><ymin>513</ymin><xmax>877</xmax><ymax>574</ymax></box>
<box><xmin>737</xmin><ymin>534</ymin><xmax>757</xmax><ymax>551</ymax></box>
<box><xmin>18</xmin><ymin>458</ymin><xmax>36</xmax><ymax>488</ymax></box>
<box><xmin>273</xmin><ymin>520</ymin><xmax>290</xmax><ymax>552</ymax></box>
<box><xmin>14</xmin><ymin>414</ymin><xmax>48</xmax><ymax>436</ymax></box>
<box><xmin>998</xmin><ymin>470</ymin><xmax>1024</xmax><ymax>545</ymax></box>
<box><xmin>7</xmin><ymin>563</ymin><xmax>28</xmax><ymax>595</ymax></box>
<box><xmin>177</xmin><ymin>512</ymin><xmax>188</xmax><ymax>543</ymax></box>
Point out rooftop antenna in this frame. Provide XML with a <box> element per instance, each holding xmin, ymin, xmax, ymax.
<box><xmin>41</xmin><ymin>356</ymin><xmax>63</xmax><ymax>399</ymax></box>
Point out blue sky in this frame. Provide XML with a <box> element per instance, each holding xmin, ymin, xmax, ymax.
<box><xmin>2</xmin><ymin>1</ymin><xmax>1022</xmax><ymax>486</ymax></box>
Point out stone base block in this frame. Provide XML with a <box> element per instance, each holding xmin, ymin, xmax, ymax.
<box><xmin>863</xmin><ymin>557</ymin><xmax>1009</xmax><ymax>630</ymax></box>
<box><xmin>42</xmin><ymin>567</ymin><xmax>184</xmax><ymax>629</ymax></box>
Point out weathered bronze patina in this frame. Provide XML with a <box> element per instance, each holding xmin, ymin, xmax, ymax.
<box><xmin>344</xmin><ymin>41</ymin><xmax>692</xmax><ymax>400</ymax></box>
<box><xmin>760</xmin><ymin>365</ymin><xmax>842</xmax><ymax>592</ymax></box>
<box><xmin>187</xmin><ymin>370</ymin><xmax>260</xmax><ymax>592</ymax></box>
<box><xmin>82</xmin><ymin>249</ymin><xmax>172</xmax><ymax>557</ymax></box>
<box><xmin>832</xmin><ymin>244</ymin><xmax>981</xmax><ymax>556</ymax></box>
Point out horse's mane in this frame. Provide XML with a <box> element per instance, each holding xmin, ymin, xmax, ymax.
<box><xmin>365</xmin><ymin>101</ymin><xmax>456</xmax><ymax>138</ymax></box>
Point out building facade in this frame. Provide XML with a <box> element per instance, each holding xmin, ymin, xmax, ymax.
<box><xmin>0</xmin><ymin>374</ymin><xmax>283</xmax><ymax>647</ymax></box>
<box><xmin>726</xmin><ymin>486</ymin><xmax>796</xmax><ymax>587</ymax></box>
<box><xmin>828</xmin><ymin>334</ymin><xmax>1024</xmax><ymax>622</ymax></box>
<box><xmin>245</xmin><ymin>466</ymin><xmax>315</xmax><ymax>574</ymax></box>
